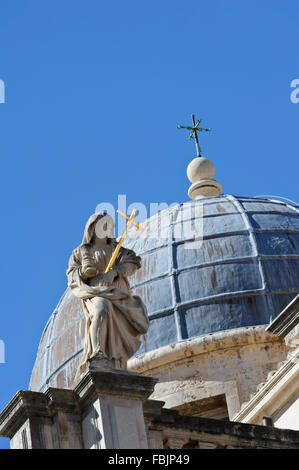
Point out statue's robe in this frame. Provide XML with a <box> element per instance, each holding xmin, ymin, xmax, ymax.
<box><xmin>67</xmin><ymin>234</ymin><xmax>149</xmax><ymax>376</ymax></box>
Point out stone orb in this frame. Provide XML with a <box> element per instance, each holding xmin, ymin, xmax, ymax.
<box><xmin>187</xmin><ymin>157</ymin><xmax>216</xmax><ymax>183</ymax></box>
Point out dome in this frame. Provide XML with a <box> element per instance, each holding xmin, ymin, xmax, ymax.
<box><xmin>30</xmin><ymin>195</ymin><xmax>299</xmax><ymax>392</ymax></box>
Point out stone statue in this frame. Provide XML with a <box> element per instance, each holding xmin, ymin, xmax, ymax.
<box><xmin>66</xmin><ymin>212</ymin><xmax>149</xmax><ymax>378</ymax></box>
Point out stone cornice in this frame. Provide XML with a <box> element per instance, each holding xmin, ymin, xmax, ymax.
<box><xmin>128</xmin><ymin>326</ymin><xmax>283</xmax><ymax>375</ymax></box>
<box><xmin>266</xmin><ymin>294</ymin><xmax>299</xmax><ymax>337</ymax></box>
<box><xmin>73</xmin><ymin>368</ymin><xmax>157</xmax><ymax>410</ymax></box>
<box><xmin>0</xmin><ymin>390</ymin><xmax>50</xmax><ymax>438</ymax></box>
<box><xmin>232</xmin><ymin>351</ymin><xmax>299</xmax><ymax>423</ymax></box>
<box><xmin>152</xmin><ymin>407</ymin><xmax>299</xmax><ymax>448</ymax></box>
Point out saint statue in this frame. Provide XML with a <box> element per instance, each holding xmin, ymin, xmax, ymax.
<box><xmin>66</xmin><ymin>212</ymin><xmax>149</xmax><ymax>378</ymax></box>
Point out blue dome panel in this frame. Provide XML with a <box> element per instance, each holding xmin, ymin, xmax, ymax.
<box><xmin>263</xmin><ymin>259</ymin><xmax>299</xmax><ymax>290</ymax></box>
<box><xmin>176</xmin><ymin>261</ymin><xmax>263</xmax><ymax>302</ymax></box>
<box><xmin>256</xmin><ymin>232</ymin><xmax>299</xmax><ymax>255</ymax></box>
<box><xmin>248</xmin><ymin>213</ymin><xmax>299</xmax><ymax>231</ymax></box>
<box><xmin>176</xmin><ymin>234</ymin><xmax>254</xmax><ymax>267</ymax></box>
<box><xmin>124</xmin><ymin>195</ymin><xmax>299</xmax><ymax>354</ymax></box>
<box><xmin>140</xmin><ymin>312</ymin><xmax>178</xmax><ymax>353</ymax></box>
<box><xmin>183</xmin><ymin>295</ymin><xmax>269</xmax><ymax>339</ymax></box>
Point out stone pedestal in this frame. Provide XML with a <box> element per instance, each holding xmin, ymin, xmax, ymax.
<box><xmin>0</xmin><ymin>359</ymin><xmax>157</xmax><ymax>449</ymax></box>
<box><xmin>74</xmin><ymin>358</ymin><xmax>157</xmax><ymax>449</ymax></box>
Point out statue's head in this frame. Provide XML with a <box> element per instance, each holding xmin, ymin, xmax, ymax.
<box><xmin>82</xmin><ymin>212</ymin><xmax>115</xmax><ymax>244</ymax></box>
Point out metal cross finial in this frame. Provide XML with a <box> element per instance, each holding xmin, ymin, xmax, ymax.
<box><xmin>178</xmin><ymin>114</ymin><xmax>211</xmax><ymax>157</ymax></box>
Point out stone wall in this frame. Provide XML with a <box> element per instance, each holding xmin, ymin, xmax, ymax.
<box><xmin>129</xmin><ymin>326</ymin><xmax>288</xmax><ymax>419</ymax></box>
<box><xmin>2</xmin><ymin>365</ymin><xmax>299</xmax><ymax>449</ymax></box>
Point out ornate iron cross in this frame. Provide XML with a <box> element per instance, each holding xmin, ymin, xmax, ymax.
<box><xmin>178</xmin><ymin>114</ymin><xmax>211</xmax><ymax>157</ymax></box>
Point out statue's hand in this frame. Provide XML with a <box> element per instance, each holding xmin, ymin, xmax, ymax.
<box><xmin>99</xmin><ymin>269</ymin><xmax>118</xmax><ymax>286</ymax></box>
<box><xmin>79</xmin><ymin>266</ymin><xmax>98</xmax><ymax>280</ymax></box>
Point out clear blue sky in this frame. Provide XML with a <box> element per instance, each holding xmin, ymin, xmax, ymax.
<box><xmin>0</xmin><ymin>0</ymin><xmax>298</xmax><ymax>448</ymax></box>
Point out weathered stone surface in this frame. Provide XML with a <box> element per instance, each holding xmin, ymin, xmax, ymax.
<box><xmin>145</xmin><ymin>401</ymin><xmax>299</xmax><ymax>449</ymax></box>
<box><xmin>266</xmin><ymin>294</ymin><xmax>299</xmax><ymax>340</ymax></box>
<box><xmin>75</xmin><ymin>361</ymin><xmax>156</xmax><ymax>449</ymax></box>
<box><xmin>2</xmin><ymin>368</ymin><xmax>299</xmax><ymax>449</ymax></box>
<box><xmin>129</xmin><ymin>326</ymin><xmax>287</xmax><ymax>419</ymax></box>
<box><xmin>1</xmin><ymin>365</ymin><xmax>157</xmax><ymax>449</ymax></box>
<box><xmin>0</xmin><ymin>388</ymin><xmax>83</xmax><ymax>449</ymax></box>
<box><xmin>234</xmin><ymin>295</ymin><xmax>299</xmax><ymax>430</ymax></box>
<box><xmin>74</xmin><ymin>362</ymin><xmax>157</xmax><ymax>409</ymax></box>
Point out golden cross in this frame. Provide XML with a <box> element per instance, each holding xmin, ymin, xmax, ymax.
<box><xmin>178</xmin><ymin>113</ymin><xmax>211</xmax><ymax>157</ymax></box>
<box><xmin>104</xmin><ymin>208</ymin><xmax>144</xmax><ymax>273</ymax></box>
